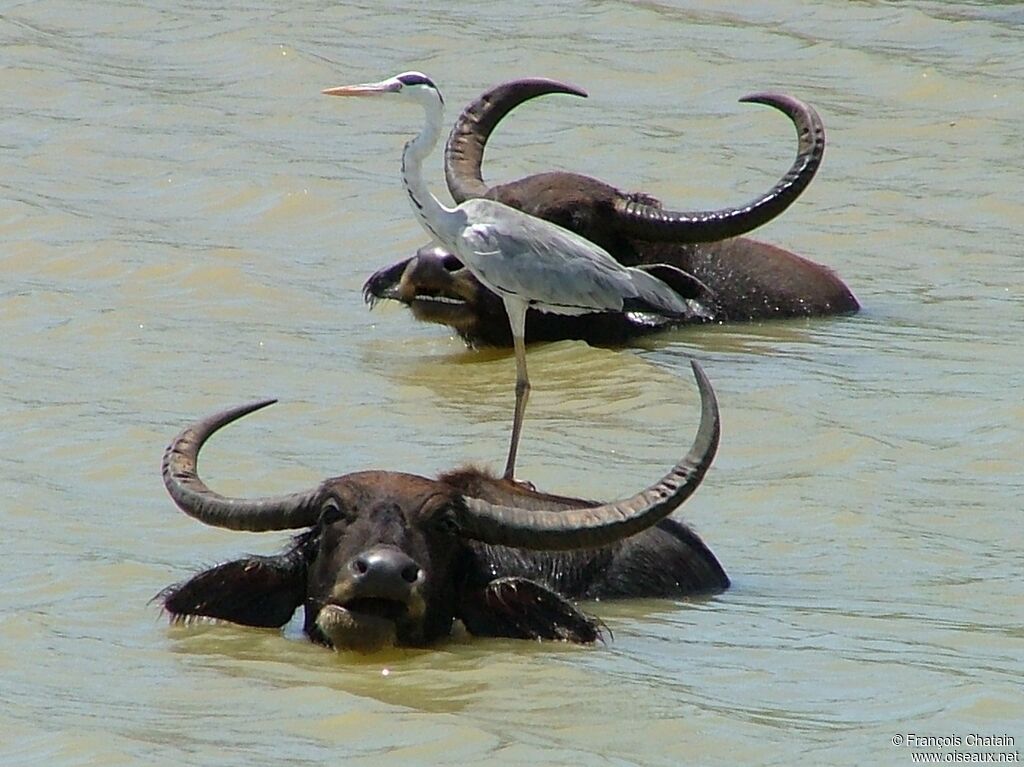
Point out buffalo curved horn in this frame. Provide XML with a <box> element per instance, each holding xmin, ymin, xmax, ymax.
<box><xmin>445</xmin><ymin>80</ymin><xmax>825</xmax><ymax>243</ymax></box>
<box><xmin>162</xmin><ymin>361</ymin><xmax>717</xmax><ymax>542</ymax></box>
<box><xmin>614</xmin><ymin>92</ymin><xmax>826</xmax><ymax>243</ymax></box>
<box><xmin>445</xmin><ymin>78</ymin><xmax>588</xmax><ymax>203</ymax></box>
<box><xmin>161</xmin><ymin>399</ymin><xmax>322</xmax><ymax>532</ymax></box>
<box><xmin>456</xmin><ymin>359</ymin><xmax>720</xmax><ymax>551</ymax></box>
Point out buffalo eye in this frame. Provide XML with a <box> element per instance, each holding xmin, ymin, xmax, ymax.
<box><xmin>433</xmin><ymin>508</ymin><xmax>461</xmax><ymax>537</ymax></box>
<box><xmin>319</xmin><ymin>498</ymin><xmax>349</xmax><ymax>526</ymax></box>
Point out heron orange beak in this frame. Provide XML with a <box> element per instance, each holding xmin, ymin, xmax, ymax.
<box><xmin>322</xmin><ymin>80</ymin><xmax>400</xmax><ymax>97</ymax></box>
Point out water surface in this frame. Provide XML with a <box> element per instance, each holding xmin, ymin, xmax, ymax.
<box><xmin>2</xmin><ymin>1</ymin><xmax>1021</xmax><ymax>765</ymax></box>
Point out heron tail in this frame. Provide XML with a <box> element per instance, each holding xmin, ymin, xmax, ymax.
<box><xmin>624</xmin><ymin>264</ymin><xmax>716</xmax><ymax>320</ymax></box>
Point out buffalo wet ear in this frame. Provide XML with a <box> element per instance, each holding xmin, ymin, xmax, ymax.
<box><xmin>158</xmin><ymin>555</ymin><xmax>306</xmax><ymax>628</ymax></box>
<box><xmin>458</xmin><ymin>576</ymin><xmax>600</xmax><ymax>642</ymax></box>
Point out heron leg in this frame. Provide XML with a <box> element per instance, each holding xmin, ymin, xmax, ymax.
<box><xmin>502</xmin><ymin>300</ymin><xmax>531</xmax><ymax>480</ymax></box>
<box><xmin>503</xmin><ymin>332</ymin><xmax>531</xmax><ymax>480</ymax></box>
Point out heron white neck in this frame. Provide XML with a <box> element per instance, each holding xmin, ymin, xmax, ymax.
<box><xmin>401</xmin><ymin>95</ymin><xmax>462</xmax><ymax>244</ymax></box>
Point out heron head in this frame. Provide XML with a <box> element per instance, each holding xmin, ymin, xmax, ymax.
<box><xmin>323</xmin><ymin>71</ymin><xmax>443</xmax><ymax>106</ymax></box>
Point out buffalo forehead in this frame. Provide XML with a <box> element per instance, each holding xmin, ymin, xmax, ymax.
<box><xmin>327</xmin><ymin>471</ymin><xmax>454</xmax><ymax>516</ymax></box>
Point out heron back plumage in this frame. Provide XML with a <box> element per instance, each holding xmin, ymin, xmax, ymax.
<box><xmin>454</xmin><ymin>199</ymin><xmax>703</xmax><ymax>318</ymax></box>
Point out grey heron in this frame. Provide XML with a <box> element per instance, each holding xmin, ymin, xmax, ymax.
<box><xmin>325</xmin><ymin>71</ymin><xmax>709</xmax><ymax>480</ymax></box>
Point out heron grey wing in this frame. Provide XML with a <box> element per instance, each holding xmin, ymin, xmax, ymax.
<box><xmin>459</xmin><ymin>214</ymin><xmax>639</xmax><ymax>314</ymax></box>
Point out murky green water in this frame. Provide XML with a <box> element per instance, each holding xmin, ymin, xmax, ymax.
<box><xmin>2</xmin><ymin>1</ymin><xmax>1021</xmax><ymax>765</ymax></box>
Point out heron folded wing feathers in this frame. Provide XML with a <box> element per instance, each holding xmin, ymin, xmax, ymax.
<box><xmin>458</xmin><ymin>209</ymin><xmax>648</xmax><ymax>315</ymax></box>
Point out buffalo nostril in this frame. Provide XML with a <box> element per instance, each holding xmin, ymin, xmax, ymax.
<box><xmin>441</xmin><ymin>254</ymin><xmax>464</xmax><ymax>272</ymax></box>
<box><xmin>401</xmin><ymin>564</ymin><xmax>421</xmax><ymax>584</ymax></box>
<box><xmin>349</xmin><ymin>547</ymin><xmax>420</xmax><ymax>590</ymax></box>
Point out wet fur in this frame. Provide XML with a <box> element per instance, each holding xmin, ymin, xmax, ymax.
<box><xmin>159</xmin><ymin>468</ymin><xmax>727</xmax><ymax>648</ymax></box>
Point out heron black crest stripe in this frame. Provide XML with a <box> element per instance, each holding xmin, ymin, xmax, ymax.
<box><xmin>397</xmin><ymin>72</ymin><xmax>442</xmax><ymax>102</ymax></box>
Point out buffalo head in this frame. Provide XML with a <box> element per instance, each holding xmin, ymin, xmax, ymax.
<box><xmin>363</xmin><ymin>78</ymin><xmax>858</xmax><ymax>347</ymax></box>
<box><xmin>158</xmin><ymin>361</ymin><xmax>727</xmax><ymax>650</ymax></box>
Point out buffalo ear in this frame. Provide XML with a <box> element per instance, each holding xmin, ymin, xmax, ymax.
<box><xmin>157</xmin><ymin>555</ymin><xmax>306</xmax><ymax>628</ymax></box>
<box><xmin>635</xmin><ymin>263</ymin><xmax>713</xmax><ymax>302</ymax></box>
<box><xmin>458</xmin><ymin>577</ymin><xmax>601</xmax><ymax>643</ymax></box>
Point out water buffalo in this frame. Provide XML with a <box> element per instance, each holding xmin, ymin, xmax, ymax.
<box><xmin>363</xmin><ymin>79</ymin><xmax>859</xmax><ymax>347</ymax></box>
<box><xmin>158</xmin><ymin>361</ymin><xmax>728</xmax><ymax>650</ymax></box>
